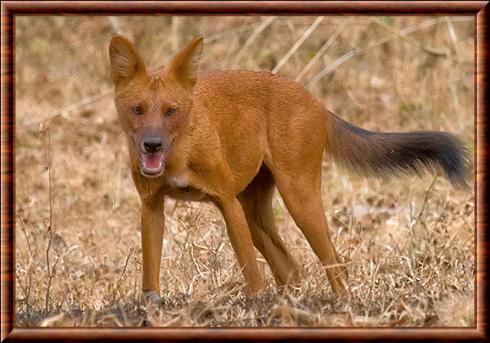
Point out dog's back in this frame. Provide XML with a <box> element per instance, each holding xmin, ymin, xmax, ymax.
<box><xmin>193</xmin><ymin>69</ymin><xmax>470</xmax><ymax>190</ymax></box>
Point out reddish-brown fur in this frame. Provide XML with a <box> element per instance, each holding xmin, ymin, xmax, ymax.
<box><xmin>109</xmin><ymin>36</ymin><xmax>469</xmax><ymax>300</ymax></box>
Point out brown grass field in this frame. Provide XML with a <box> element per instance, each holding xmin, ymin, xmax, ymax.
<box><xmin>15</xmin><ymin>16</ymin><xmax>475</xmax><ymax>327</ymax></box>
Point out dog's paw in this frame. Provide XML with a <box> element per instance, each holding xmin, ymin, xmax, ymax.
<box><xmin>142</xmin><ymin>290</ymin><xmax>162</xmax><ymax>305</ymax></box>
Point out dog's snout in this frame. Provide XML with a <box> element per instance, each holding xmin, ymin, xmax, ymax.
<box><xmin>142</xmin><ymin>136</ymin><xmax>163</xmax><ymax>153</ymax></box>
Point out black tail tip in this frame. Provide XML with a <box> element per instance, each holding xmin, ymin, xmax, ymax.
<box><xmin>439</xmin><ymin>134</ymin><xmax>472</xmax><ymax>191</ymax></box>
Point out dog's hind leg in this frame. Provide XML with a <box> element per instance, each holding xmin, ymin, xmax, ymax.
<box><xmin>239</xmin><ymin>166</ymin><xmax>301</xmax><ymax>287</ymax></box>
<box><xmin>272</xmin><ymin>168</ymin><xmax>349</xmax><ymax>296</ymax></box>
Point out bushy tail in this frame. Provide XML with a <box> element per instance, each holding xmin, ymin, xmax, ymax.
<box><xmin>325</xmin><ymin>111</ymin><xmax>470</xmax><ymax>189</ymax></box>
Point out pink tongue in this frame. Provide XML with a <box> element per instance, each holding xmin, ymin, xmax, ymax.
<box><xmin>141</xmin><ymin>152</ymin><xmax>164</xmax><ymax>171</ymax></box>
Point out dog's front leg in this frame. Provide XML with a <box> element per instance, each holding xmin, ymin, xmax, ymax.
<box><xmin>217</xmin><ymin>197</ymin><xmax>266</xmax><ymax>294</ymax></box>
<box><xmin>141</xmin><ymin>196</ymin><xmax>165</xmax><ymax>302</ymax></box>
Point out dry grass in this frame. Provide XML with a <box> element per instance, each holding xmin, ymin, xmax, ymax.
<box><xmin>15</xmin><ymin>16</ymin><xmax>474</xmax><ymax>327</ymax></box>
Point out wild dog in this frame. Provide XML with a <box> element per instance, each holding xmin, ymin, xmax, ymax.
<box><xmin>108</xmin><ymin>35</ymin><xmax>469</xmax><ymax>302</ymax></box>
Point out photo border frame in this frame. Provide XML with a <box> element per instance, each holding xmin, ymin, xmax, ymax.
<box><xmin>1</xmin><ymin>1</ymin><xmax>488</xmax><ymax>341</ymax></box>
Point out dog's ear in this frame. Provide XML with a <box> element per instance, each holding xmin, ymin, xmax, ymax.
<box><xmin>109</xmin><ymin>35</ymin><xmax>146</xmax><ymax>84</ymax></box>
<box><xmin>165</xmin><ymin>36</ymin><xmax>203</xmax><ymax>90</ymax></box>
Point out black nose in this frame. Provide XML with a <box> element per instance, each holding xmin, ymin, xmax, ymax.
<box><xmin>142</xmin><ymin>136</ymin><xmax>163</xmax><ymax>153</ymax></box>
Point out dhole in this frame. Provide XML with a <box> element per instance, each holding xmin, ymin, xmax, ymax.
<box><xmin>109</xmin><ymin>35</ymin><xmax>469</xmax><ymax>301</ymax></box>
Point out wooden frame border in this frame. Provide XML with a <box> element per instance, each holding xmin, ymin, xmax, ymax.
<box><xmin>1</xmin><ymin>1</ymin><xmax>488</xmax><ymax>341</ymax></box>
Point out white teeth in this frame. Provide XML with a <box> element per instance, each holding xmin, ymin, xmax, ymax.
<box><xmin>143</xmin><ymin>165</ymin><xmax>162</xmax><ymax>172</ymax></box>
<box><xmin>143</xmin><ymin>162</ymin><xmax>162</xmax><ymax>170</ymax></box>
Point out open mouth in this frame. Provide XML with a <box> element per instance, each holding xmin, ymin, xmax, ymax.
<box><xmin>139</xmin><ymin>151</ymin><xmax>166</xmax><ymax>177</ymax></box>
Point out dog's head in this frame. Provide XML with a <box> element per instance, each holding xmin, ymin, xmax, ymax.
<box><xmin>109</xmin><ymin>35</ymin><xmax>203</xmax><ymax>178</ymax></box>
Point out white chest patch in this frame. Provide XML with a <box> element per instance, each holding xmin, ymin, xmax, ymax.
<box><xmin>167</xmin><ymin>173</ymin><xmax>190</xmax><ymax>188</ymax></box>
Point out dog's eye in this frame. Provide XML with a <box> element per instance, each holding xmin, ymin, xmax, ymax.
<box><xmin>132</xmin><ymin>106</ymin><xmax>143</xmax><ymax>115</ymax></box>
<box><xmin>166</xmin><ymin>106</ymin><xmax>177</xmax><ymax>116</ymax></box>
